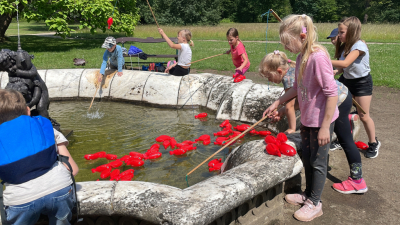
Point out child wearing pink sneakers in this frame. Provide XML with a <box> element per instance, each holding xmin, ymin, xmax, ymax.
<box><xmin>225</xmin><ymin>28</ymin><xmax>250</xmax><ymax>78</ymax></box>
<box><xmin>263</xmin><ymin>14</ymin><xmax>338</xmax><ymax>222</ymax></box>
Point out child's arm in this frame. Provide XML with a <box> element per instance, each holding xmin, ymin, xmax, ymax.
<box><xmin>158</xmin><ymin>28</ymin><xmax>182</xmax><ymax>50</ymax></box>
<box><xmin>236</xmin><ymin>53</ymin><xmax>249</xmax><ymax>72</ymax></box>
<box><xmin>100</xmin><ymin>50</ymin><xmax>109</xmax><ymax>75</ymax></box>
<box><xmin>318</xmin><ymin>95</ymin><xmax>338</xmax><ymax>146</ymax></box>
<box><xmin>263</xmin><ymin>88</ymin><xmax>297</xmax><ymax>117</ymax></box>
<box><xmin>331</xmin><ymin>50</ymin><xmax>363</xmax><ymax>68</ymax></box>
<box><xmin>117</xmin><ymin>46</ymin><xmax>124</xmax><ymax>76</ymax></box>
<box><xmin>57</xmin><ymin>144</ymin><xmax>79</xmax><ymax>176</ymax></box>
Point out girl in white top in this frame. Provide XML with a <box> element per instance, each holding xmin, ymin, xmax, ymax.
<box><xmin>331</xmin><ymin>16</ymin><xmax>381</xmax><ymax>159</ymax></box>
<box><xmin>158</xmin><ymin>28</ymin><xmax>193</xmax><ymax>76</ymax></box>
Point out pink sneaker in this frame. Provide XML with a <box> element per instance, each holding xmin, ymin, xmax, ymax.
<box><xmin>332</xmin><ymin>177</ymin><xmax>368</xmax><ymax>194</ymax></box>
<box><xmin>284</xmin><ymin>192</ymin><xmax>307</xmax><ymax>206</ymax></box>
<box><xmin>294</xmin><ymin>199</ymin><xmax>323</xmax><ymax>222</ymax></box>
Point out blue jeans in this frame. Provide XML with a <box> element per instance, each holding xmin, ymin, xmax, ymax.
<box><xmin>4</xmin><ymin>185</ymin><xmax>73</xmax><ymax>225</ymax></box>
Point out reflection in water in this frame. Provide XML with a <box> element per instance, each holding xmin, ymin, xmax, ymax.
<box><xmin>49</xmin><ymin>101</ymin><xmax>263</xmax><ymax>189</ymax></box>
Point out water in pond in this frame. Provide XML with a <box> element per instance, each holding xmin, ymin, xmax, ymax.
<box><xmin>49</xmin><ymin>101</ymin><xmax>264</xmax><ymax>189</ymax></box>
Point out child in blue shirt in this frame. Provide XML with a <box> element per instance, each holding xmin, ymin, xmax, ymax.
<box><xmin>99</xmin><ymin>36</ymin><xmax>125</xmax><ymax>81</ymax></box>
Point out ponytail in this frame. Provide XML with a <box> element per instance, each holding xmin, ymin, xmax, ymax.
<box><xmin>189</xmin><ymin>40</ymin><xmax>194</xmax><ymax>47</ymax></box>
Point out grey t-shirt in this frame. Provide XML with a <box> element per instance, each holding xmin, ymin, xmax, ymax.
<box><xmin>340</xmin><ymin>40</ymin><xmax>370</xmax><ymax>79</ymax></box>
<box><xmin>177</xmin><ymin>43</ymin><xmax>192</xmax><ymax>67</ymax></box>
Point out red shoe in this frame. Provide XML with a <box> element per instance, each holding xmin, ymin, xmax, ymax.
<box><xmin>332</xmin><ymin>177</ymin><xmax>368</xmax><ymax>194</ymax></box>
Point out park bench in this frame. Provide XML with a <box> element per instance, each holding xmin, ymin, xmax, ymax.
<box><xmin>116</xmin><ymin>37</ymin><xmax>178</xmax><ymax>70</ymax></box>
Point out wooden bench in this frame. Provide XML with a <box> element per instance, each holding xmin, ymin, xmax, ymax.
<box><xmin>116</xmin><ymin>37</ymin><xmax>178</xmax><ymax>69</ymax></box>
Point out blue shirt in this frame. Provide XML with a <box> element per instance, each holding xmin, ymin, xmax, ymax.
<box><xmin>100</xmin><ymin>45</ymin><xmax>125</xmax><ymax>75</ymax></box>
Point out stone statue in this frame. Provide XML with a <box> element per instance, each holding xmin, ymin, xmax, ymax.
<box><xmin>0</xmin><ymin>48</ymin><xmax>60</xmax><ymax>130</ymax></box>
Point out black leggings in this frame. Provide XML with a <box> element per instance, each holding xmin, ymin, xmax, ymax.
<box><xmin>335</xmin><ymin>92</ymin><xmax>362</xmax><ymax>179</ymax></box>
<box><xmin>169</xmin><ymin>65</ymin><xmax>190</xmax><ymax>76</ymax></box>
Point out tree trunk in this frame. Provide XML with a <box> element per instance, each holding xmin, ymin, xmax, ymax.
<box><xmin>0</xmin><ymin>13</ymin><xmax>13</xmax><ymax>42</ymax></box>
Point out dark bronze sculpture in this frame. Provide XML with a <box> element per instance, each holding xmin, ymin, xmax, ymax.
<box><xmin>0</xmin><ymin>47</ymin><xmax>60</xmax><ymax>130</ymax></box>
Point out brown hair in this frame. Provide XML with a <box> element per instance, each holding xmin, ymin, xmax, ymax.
<box><xmin>226</xmin><ymin>28</ymin><xmax>244</xmax><ymax>46</ymax></box>
<box><xmin>0</xmin><ymin>89</ymin><xmax>28</xmax><ymax>125</ymax></box>
<box><xmin>279</xmin><ymin>14</ymin><xmax>328</xmax><ymax>82</ymax></box>
<box><xmin>178</xmin><ymin>29</ymin><xmax>194</xmax><ymax>47</ymax></box>
<box><xmin>334</xmin><ymin>16</ymin><xmax>363</xmax><ymax>59</ymax></box>
<box><xmin>259</xmin><ymin>51</ymin><xmax>296</xmax><ymax>81</ymax></box>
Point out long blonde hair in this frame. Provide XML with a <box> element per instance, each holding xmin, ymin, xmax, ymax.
<box><xmin>279</xmin><ymin>14</ymin><xmax>328</xmax><ymax>81</ymax></box>
<box><xmin>259</xmin><ymin>51</ymin><xmax>296</xmax><ymax>80</ymax></box>
<box><xmin>179</xmin><ymin>29</ymin><xmax>194</xmax><ymax>47</ymax></box>
<box><xmin>334</xmin><ymin>16</ymin><xmax>363</xmax><ymax>59</ymax></box>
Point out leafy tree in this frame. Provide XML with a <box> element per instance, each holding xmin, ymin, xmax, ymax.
<box><xmin>367</xmin><ymin>0</ymin><xmax>400</xmax><ymax>23</ymax></box>
<box><xmin>137</xmin><ymin>0</ymin><xmax>221</xmax><ymax>25</ymax></box>
<box><xmin>0</xmin><ymin>0</ymin><xmax>140</xmax><ymax>41</ymax></box>
<box><xmin>233</xmin><ymin>0</ymin><xmax>292</xmax><ymax>23</ymax></box>
<box><xmin>292</xmin><ymin>0</ymin><xmax>339</xmax><ymax>22</ymax></box>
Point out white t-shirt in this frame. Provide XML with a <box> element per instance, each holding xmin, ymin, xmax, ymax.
<box><xmin>340</xmin><ymin>40</ymin><xmax>370</xmax><ymax>79</ymax></box>
<box><xmin>3</xmin><ymin>129</ymin><xmax>72</xmax><ymax>206</ymax></box>
<box><xmin>177</xmin><ymin>43</ymin><xmax>192</xmax><ymax>67</ymax></box>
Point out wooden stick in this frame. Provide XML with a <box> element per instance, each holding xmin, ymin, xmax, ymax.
<box><xmin>352</xmin><ymin>98</ymin><xmax>366</xmax><ymax>114</ymax></box>
<box><xmin>269</xmin><ymin>9</ymin><xmax>282</xmax><ymax>22</ymax></box>
<box><xmin>190</xmin><ymin>53</ymin><xmax>225</xmax><ymax>65</ymax></box>
<box><xmin>146</xmin><ymin>0</ymin><xmax>159</xmax><ymax>28</ymax></box>
<box><xmin>88</xmin><ymin>84</ymin><xmax>100</xmax><ymax>112</ymax></box>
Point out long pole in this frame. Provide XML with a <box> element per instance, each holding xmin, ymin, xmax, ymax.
<box><xmin>88</xmin><ymin>85</ymin><xmax>100</xmax><ymax>112</ymax></box>
<box><xmin>190</xmin><ymin>53</ymin><xmax>225</xmax><ymax>65</ymax></box>
<box><xmin>146</xmin><ymin>0</ymin><xmax>159</xmax><ymax>28</ymax></box>
<box><xmin>269</xmin><ymin>9</ymin><xmax>282</xmax><ymax>22</ymax></box>
<box><xmin>352</xmin><ymin>98</ymin><xmax>366</xmax><ymax>114</ymax></box>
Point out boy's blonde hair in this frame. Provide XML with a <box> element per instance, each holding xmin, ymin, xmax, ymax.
<box><xmin>259</xmin><ymin>51</ymin><xmax>295</xmax><ymax>80</ymax></box>
<box><xmin>179</xmin><ymin>29</ymin><xmax>194</xmax><ymax>47</ymax></box>
<box><xmin>0</xmin><ymin>89</ymin><xmax>28</xmax><ymax>125</ymax></box>
<box><xmin>335</xmin><ymin>16</ymin><xmax>363</xmax><ymax>59</ymax></box>
<box><xmin>279</xmin><ymin>14</ymin><xmax>328</xmax><ymax>81</ymax></box>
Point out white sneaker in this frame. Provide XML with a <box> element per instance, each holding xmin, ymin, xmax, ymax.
<box><xmin>330</xmin><ymin>140</ymin><xmax>342</xmax><ymax>151</ymax></box>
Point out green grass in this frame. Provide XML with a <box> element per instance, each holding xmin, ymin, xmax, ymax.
<box><xmin>3</xmin><ymin>21</ymin><xmax>400</xmax><ymax>89</ymax></box>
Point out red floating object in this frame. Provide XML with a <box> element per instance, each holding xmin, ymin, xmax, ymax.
<box><xmin>219</xmin><ymin>120</ymin><xmax>230</xmax><ymax>127</ymax></box>
<box><xmin>129</xmin><ymin>152</ymin><xmax>144</xmax><ymax>158</ymax></box>
<box><xmin>119</xmin><ymin>174</ymin><xmax>134</xmax><ymax>181</ymax></box>
<box><xmin>84</xmin><ymin>154</ymin><xmax>99</xmax><ymax>160</ymax></box>
<box><xmin>208</xmin><ymin>158</ymin><xmax>222</xmax><ymax>167</ymax></box>
<box><xmin>163</xmin><ymin>140</ymin><xmax>171</xmax><ymax>149</ymax></box>
<box><xmin>195</xmin><ymin>134</ymin><xmax>211</xmax><ymax>142</ymax></box>
<box><xmin>232</xmin><ymin>73</ymin><xmax>240</xmax><ymax>78</ymax></box>
<box><xmin>110</xmin><ymin>169</ymin><xmax>120</xmax><ymax>180</ymax></box>
<box><xmin>91</xmin><ymin>165</ymin><xmax>111</xmax><ymax>173</ymax></box>
<box><xmin>209</xmin><ymin>162</ymin><xmax>223</xmax><ymax>172</ymax></box>
<box><xmin>106</xmin><ymin>160</ymin><xmax>123</xmax><ymax>168</ymax></box>
<box><xmin>117</xmin><ymin>169</ymin><xmax>134</xmax><ymax>181</ymax></box>
<box><xmin>203</xmin><ymin>139</ymin><xmax>211</xmax><ymax>145</ymax></box>
<box><xmin>277</xmin><ymin>132</ymin><xmax>288</xmax><ymax>143</ymax></box>
<box><xmin>181</xmin><ymin>145</ymin><xmax>197</xmax><ymax>151</ymax></box>
<box><xmin>105</xmin><ymin>154</ymin><xmax>118</xmax><ymax>160</ymax></box>
<box><xmin>266</xmin><ymin>143</ymin><xmax>281</xmax><ymax>157</ymax></box>
<box><xmin>170</xmin><ymin>149</ymin><xmax>187</xmax><ymax>156</ymax></box>
<box><xmin>249</xmin><ymin>130</ymin><xmax>259</xmax><ymax>135</ymax></box>
<box><xmin>182</xmin><ymin>140</ymin><xmax>196</xmax><ymax>145</ymax></box>
<box><xmin>264</xmin><ymin>135</ymin><xmax>277</xmax><ymax>145</ymax></box>
<box><xmin>195</xmin><ymin>112</ymin><xmax>208</xmax><ymax>119</ymax></box>
<box><xmin>143</xmin><ymin>152</ymin><xmax>162</xmax><ymax>160</ymax></box>
<box><xmin>156</xmin><ymin>135</ymin><xmax>171</xmax><ymax>142</ymax></box>
<box><xmin>149</xmin><ymin>144</ymin><xmax>160</xmax><ymax>152</ymax></box>
<box><xmin>107</xmin><ymin>17</ymin><xmax>113</xmax><ymax>29</ymax></box>
<box><xmin>213</xmin><ymin>130</ymin><xmax>230</xmax><ymax>136</ymax></box>
<box><xmin>258</xmin><ymin>131</ymin><xmax>271</xmax><ymax>136</ymax></box>
<box><xmin>170</xmin><ymin>138</ymin><xmax>177</xmax><ymax>149</ymax></box>
<box><xmin>95</xmin><ymin>151</ymin><xmax>107</xmax><ymax>158</ymax></box>
<box><xmin>355</xmin><ymin>141</ymin><xmax>368</xmax><ymax>150</ymax></box>
<box><xmin>234</xmin><ymin>75</ymin><xmax>246</xmax><ymax>83</ymax></box>
<box><xmin>234</xmin><ymin>124</ymin><xmax>250</xmax><ymax>132</ymax></box>
<box><xmin>100</xmin><ymin>167</ymin><xmax>112</xmax><ymax>179</ymax></box>
<box><xmin>119</xmin><ymin>155</ymin><xmax>132</xmax><ymax>162</ymax></box>
<box><xmin>279</xmin><ymin>143</ymin><xmax>297</xmax><ymax>156</ymax></box>
<box><xmin>127</xmin><ymin>159</ymin><xmax>145</xmax><ymax>167</ymax></box>
<box><xmin>214</xmin><ymin>137</ymin><xmax>229</xmax><ymax>145</ymax></box>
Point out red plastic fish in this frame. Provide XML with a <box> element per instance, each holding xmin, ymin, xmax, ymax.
<box><xmin>195</xmin><ymin>134</ymin><xmax>211</xmax><ymax>142</ymax></box>
<box><xmin>170</xmin><ymin>138</ymin><xmax>177</xmax><ymax>149</ymax></box>
<box><xmin>203</xmin><ymin>139</ymin><xmax>211</xmax><ymax>145</ymax></box>
<box><xmin>234</xmin><ymin>124</ymin><xmax>251</xmax><ymax>132</ymax></box>
<box><xmin>219</xmin><ymin>120</ymin><xmax>230</xmax><ymax>127</ymax></box>
<box><xmin>110</xmin><ymin>169</ymin><xmax>120</xmax><ymax>180</ymax></box>
<box><xmin>231</xmin><ymin>131</ymin><xmax>244</xmax><ymax>138</ymax></box>
<box><xmin>223</xmin><ymin>127</ymin><xmax>233</xmax><ymax>133</ymax></box>
<box><xmin>234</xmin><ymin>75</ymin><xmax>246</xmax><ymax>83</ymax></box>
<box><xmin>106</xmin><ymin>160</ymin><xmax>123</xmax><ymax>168</ymax></box>
<box><xmin>209</xmin><ymin>162</ymin><xmax>224</xmax><ymax>172</ymax></box>
<box><xmin>119</xmin><ymin>155</ymin><xmax>132</xmax><ymax>162</ymax></box>
<box><xmin>213</xmin><ymin>130</ymin><xmax>230</xmax><ymax>136</ymax></box>
<box><xmin>214</xmin><ymin>137</ymin><xmax>229</xmax><ymax>145</ymax></box>
<box><xmin>100</xmin><ymin>167</ymin><xmax>112</xmax><ymax>179</ymax></box>
<box><xmin>279</xmin><ymin>143</ymin><xmax>296</xmax><ymax>156</ymax></box>
<box><xmin>182</xmin><ymin>140</ymin><xmax>196</xmax><ymax>145</ymax></box>
<box><xmin>105</xmin><ymin>154</ymin><xmax>118</xmax><ymax>160</ymax></box>
<box><xmin>143</xmin><ymin>152</ymin><xmax>162</xmax><ymax>160</ymax></box>
<box><xmin>119</xmin><ymin>174</ymin><xmax>134</xmax><ymax>181</ymax></box>
<box><xmin>249</xmin><ymin>130</ymin><xmax>259</xmax><ymax>135</ymax></box>
<box><xmin>117</xmin><ymin>169</ymin><xmax>134</xmax><ymax>181</ymax></box>
<box><xmin>95</xmin><ymin>151</ymin><xmax>107</xmax><ymax>158</ymax></box>
<box><xmin>127</xmin><ymin>159</ymin><xmax>144</xmax><ymax>167</ymax></box>
<box><xmin>129</xmin><ymin>152</ymin><xmax>144</xmax><ymax>158</ymax></box>
<box><xmin>232</xmin><ymin>73</ymin><xmax>240</xmax><ymax>78</ymax></box>
<box><xmin>194</xmin><ymin>112</ymin><xmax>208</xmax><ymax>119</ymax></box>
<box><xmin>163</xmin><ymin>140</ymin><xmax>171</xmax><ymax>149</ymax></box>
<box><xmin>208</xmin><ymin>158</ymin><xmax>222</xmax><ymax>167</ymax></box>
<box><xmin>180</xmin><ymin>145</ymin><xmax>197</xmax><ymax>151</ymax></box>
<box><xmin>277</xmin><ymin>133</ymin><xmax>288</xmax><ymax>143</ymax></box>
<box><xmin>355</xmin><ymin>141</ymin><xmax>368</xmax><ymax>150</ymax></box>
<box><xmin>91</xmin><ymin>165</ymin><xmax>111</xmax><ymax>173</ymax></box>
<box><xmin>149</xmin><ymin>144</ymin><xmax>160</xmax><ymax>152</ymax></box>
<box><xmin>84</xmin><ymin>154</ymin><xmax>99</xmax><ymax>160</ymax></box>
<box><xmin>107</xmin><ymin>17</ymin><xmax>113</xmax><ymax>29</ymax></box>
<box><xmin>265</xmin><ymin>135</ymin><xmax>278</xmax><ymax>145</ymax></box>
<box><xmin>266</xmin><ymin>143</ymin><xmax>281</xmax><ymax>157</ymax></box>
<box><xmin>156</xmin><ymin>135</ymin><xmax>171</xmax><ymax>142</ymax></box>
<box><xmin>258</xmin><ymin>131</ymin><xmax>271</xmax><ymax>136</ymax></box>
<box><xmin>170</xmin><ymin>149</ymin><xmax>187</xmax><ymax>156</ymax></box>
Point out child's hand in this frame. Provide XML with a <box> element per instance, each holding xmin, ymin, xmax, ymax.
<box><xmin>165</xmin><ymin>66</ymin><xmax>171</xmax><ymax>73</ymax></box>
<box><xmin>117</xmin><ymin>71</ymin><xmax>123</xmax><ymax>77</ymax></box>
<box><xmin>225</xmin><ymin>49</ymin><xmax>231</xmax><ymax>54</ymax></box>
<box><xmin>158</xmin><ymin>28</ymin><xmax>165</xmax><ymax>35</ymax></box>
<box><xmin>317</xmin><ymin>127</ymin><xmax>330</xmax><ymax>146</ymax></box>
<box><xmin>263</xmin><ymin>101</ymin><xmax>279</xmax><ymax>117</ymax></box>
<box><xmin>97</xmin><ymin>73</ymin><xmax>103</xmax><ymax>82</ymax></box>
<box><xmin>236</xmin><ymin>67</ymin><xmax>243</xmax><ymax>73</ymax></box>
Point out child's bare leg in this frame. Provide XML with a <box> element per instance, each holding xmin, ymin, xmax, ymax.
<box><xmin>285</xmin><ymin>98</ymin><xmax>297</xmax><ymax>134</ymax></box>
<box><xmin>354</xmin><ymin>95</ymin><xmax>376</xmax><ymax>143</ymax></box>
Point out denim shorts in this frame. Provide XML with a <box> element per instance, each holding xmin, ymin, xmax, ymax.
<box><xmin>5</xmin><ymin>185</ymin><xmax>74</xmax><ymax>225</ymax></box>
